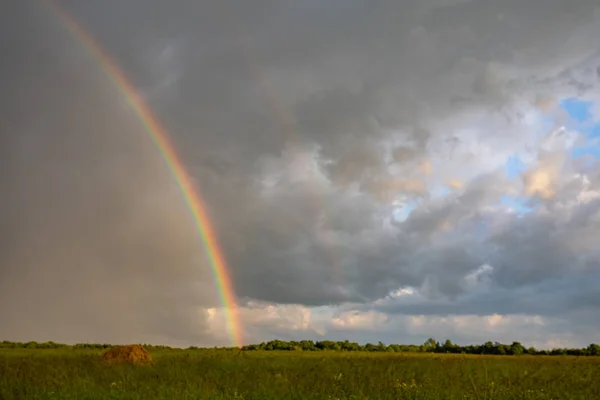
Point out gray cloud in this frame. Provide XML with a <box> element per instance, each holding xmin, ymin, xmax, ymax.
<box><xmin>1</xmin><ymin>0</ymin><xmax>600</xmax><ymax>346</ymax></box>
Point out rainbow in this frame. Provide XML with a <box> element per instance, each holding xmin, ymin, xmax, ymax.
<box><xmin>43</xmin><ymin>0</ymin><xmax>243</xmax><ymax>347</ymax></box>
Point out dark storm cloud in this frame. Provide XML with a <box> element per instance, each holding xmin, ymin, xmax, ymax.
<box><xmin>1</xmin><ymin>0</ymin><xmax>600</xmax><ymax>345</ymax></box>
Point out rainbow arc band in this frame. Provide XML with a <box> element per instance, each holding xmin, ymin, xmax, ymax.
<box><xmin>42</xmin><ymin>0</ymin><xmax>243</xmax><ymax>347</ymax></box>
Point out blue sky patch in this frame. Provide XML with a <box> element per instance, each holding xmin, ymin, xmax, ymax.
<box><xmin>560</xmin><ymin>98</ymin><xmax>600</xmax><ymax>160</ymax></box>
<box><xmin>560</xmin><ymin>98</ymin><xmax>593</xmax><ymax>123</ymax></box>
<box><xmin>393</xmin><ymin>201</ymin><xmax>418</xmax><ymax>222</ymax></box>
<box><xmin>572</xmin><ymin>141</ymin><xmax>600</xmax><ymax>159</ymax></box>
<box><xmin>505</xmin><ymin>153</ymin><xmax>527</xmax><ymax>180</ymax></box>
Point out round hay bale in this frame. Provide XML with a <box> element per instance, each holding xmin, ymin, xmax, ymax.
<box><xmin>101</xmin><ymin>344</ymin><xmax>152</xmax><ymax>365</ymax></box>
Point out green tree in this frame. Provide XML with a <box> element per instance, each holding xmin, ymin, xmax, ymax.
<box><xmin>510</xmin><ymin>341</ymin><xmax>524</xmax><ymax>355</ymax></box>
<box><xmin>442</xmin><ymin>339</ymin><xmax>460</xmax><ymax>353</ymax></box>
<box><xmin>364</xmin><ymin>343</ymin><xmax>378</xmax><ymax>352</ymax></box>
<box><xmin>423</xmin><ymin>338</ymin><xmax>438</xmax><ymax>352</ymax></box>
<box><xmin>587</xmin><ymin>343</ymin><xmax>600</xmax><ymax>356</ymax></box>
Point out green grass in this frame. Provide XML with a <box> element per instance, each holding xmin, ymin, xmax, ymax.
<box><xmin>1</xmin><ymin>348</ymin><xmax>599</xmax><ymax>399</ymax></box>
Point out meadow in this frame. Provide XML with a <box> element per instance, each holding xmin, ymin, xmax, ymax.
<box><xmin>1</xmin><ymin>348</ymin><xmax>599</xmax><ymax>399</ymax></box>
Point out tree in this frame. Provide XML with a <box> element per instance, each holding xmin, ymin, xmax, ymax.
<box><xmin>483</xmin><ymin>341</ymin><xmax>494</xmax><ymax>354</ymax></box>
<box><xmin>364</xmin><ymin>343</ymin><xmax>378</xmax><ymax>352</ymax></box>
<box><xmin>423</xmin><ymin>338</ymin><xmax>438</xmax><ymax>352</ymax></box>
<box><xmin>587</xmin><ymin>343</ymin><xmax>600</xmax><ymax>356</ymax></box>
<box><xmin>299</xmin><ymin>340</ymin><xmax>316</xmax><ymax>351</ymax></box>
<box><xmin>510</xmin><ymin>342</ymin><xmax>524</xmax><ymax>355</ymax></box>
<box><xmin>442</xmin><ymin>339</ymin><xmax>459</xmax><ymax>353</ymax></box>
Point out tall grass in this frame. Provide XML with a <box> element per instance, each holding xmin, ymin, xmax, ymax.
<box><xmin>1</xmin><ymin>348</ymin><xmax>599</xmax><ymax>399</ymax></box>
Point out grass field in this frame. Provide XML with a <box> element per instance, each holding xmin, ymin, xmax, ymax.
<box><xmin>1</xmin><ymin>348</ymin><xmax>599</xmax><ymax>399</ymax></box>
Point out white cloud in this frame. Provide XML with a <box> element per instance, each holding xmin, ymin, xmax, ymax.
<box><xmin>207</xmin><ymin>303</ymin><xmax>593</xmax><ymax>349</ymax></box>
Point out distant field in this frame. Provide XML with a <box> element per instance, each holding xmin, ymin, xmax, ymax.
<box><xmin>1</xmin><ymin>348</ymin><xmax>599</xmax><ymax>399</ymax></box>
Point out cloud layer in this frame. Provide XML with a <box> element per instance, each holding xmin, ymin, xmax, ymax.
<box><xmin>1</xmin><ymin>0</ymin><xmax>600</xmax><ymax>348</ymax></box>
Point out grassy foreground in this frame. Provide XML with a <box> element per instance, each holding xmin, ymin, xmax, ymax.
<box><xmin>1</xmin><ymin>348</ymin><xmax>599</xmax><ymax>399</ymax></box>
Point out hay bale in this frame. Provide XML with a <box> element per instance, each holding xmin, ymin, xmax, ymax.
<box><xmin>101</xmin><ymin>344</ymin><xmax>152</xmax><ymax>365</ymax></box>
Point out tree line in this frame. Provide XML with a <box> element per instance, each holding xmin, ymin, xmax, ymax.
<box><xmin>242</xmin><ymin>338</ymin><xmax>600</xmax><ymax>356</ymax></box>
<box><xmin>2</xmin><ymin>339</ymin><xmax>599</xmax><ymax>356</ymax></box>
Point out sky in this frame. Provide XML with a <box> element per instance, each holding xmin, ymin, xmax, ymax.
<box><xmin>1</xmin><ymin>0</ymin><xmax>600</xmax><ymax>349</ymax></box>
